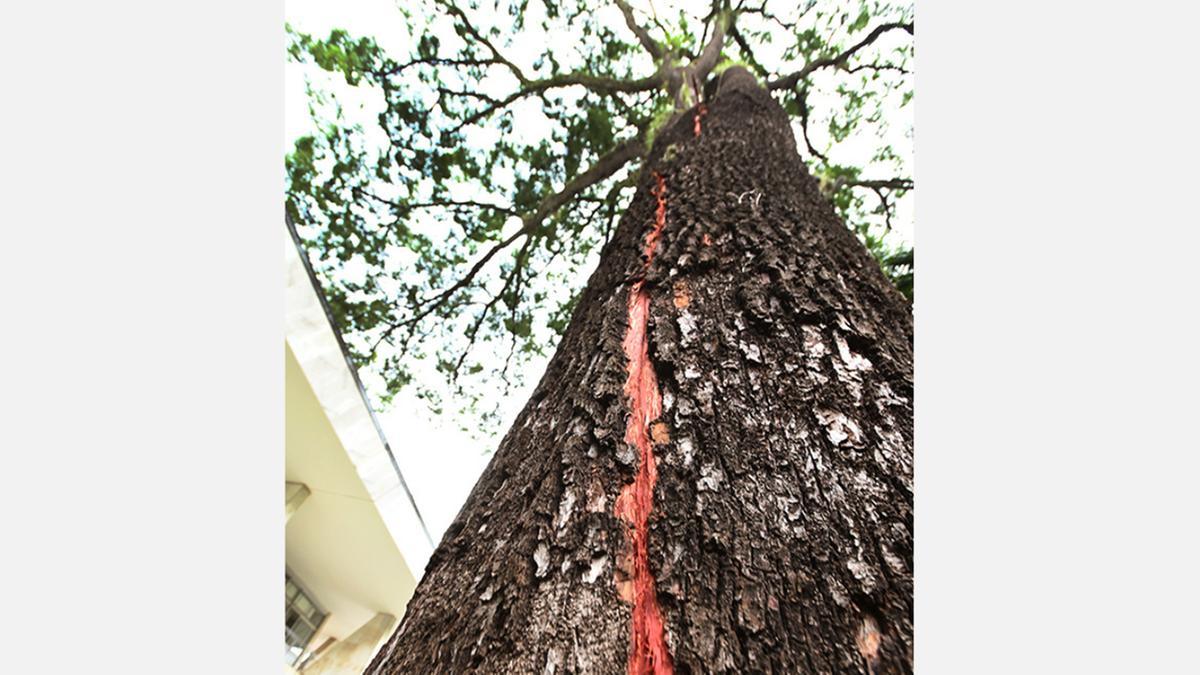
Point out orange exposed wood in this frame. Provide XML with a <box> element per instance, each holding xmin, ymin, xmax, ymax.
<box><xmin>693</xmin><ymin>104</ymin><xmax>708</xmax><ymax>138</ymax></box>
<box><xmin>614</xmin><ymin>173</ymin><xmax>674</xmax><ymax>675</ymax></box>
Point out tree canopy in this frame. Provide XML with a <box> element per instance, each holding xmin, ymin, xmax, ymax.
<box><xmin>286</xmin><ymin>0</ymin><xmax>914</xmax><ymax>427</ymax></box>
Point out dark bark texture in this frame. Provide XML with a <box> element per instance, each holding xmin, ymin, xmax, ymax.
<box><xmin>367</xmin><ymin>67</ymin><xmax>913</xmax><ymax>674</ymax></box>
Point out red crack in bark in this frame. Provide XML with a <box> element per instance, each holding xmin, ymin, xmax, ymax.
<box><xmin>614</xmin><ymin>172</ymin><xmax>673</xmax><ymax>675</ymax></box>
<box><xmin>693</xmin><ymin>104</ymin><xmax>708</xmax><ymax>138</ymax></box>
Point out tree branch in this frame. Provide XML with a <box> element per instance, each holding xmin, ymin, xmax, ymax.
<box><xmin>691</xmin><ymin>10</ymin><xmax>730</xmax><ymax>83</ymax></box>
<box><xmin>736</xmin><ymin>0</ymin><xmax>812</xmax><ymax>32</ymax></box>
<box><xmin>380</xmin><ymin>56</ymin><xmax>499</xmax><ymax>77</ymax></box>
<box><xmin>521</xmin><ymin>132</ymin><xmax>646</xmax><ymax>232</ymax></box>
<box><xmin>826</xmin><ymin>178</ymin><xmax>913</xmax><ymax>231</ymax></box>
<box><xmin>435</xmin><ymin>0</ymin><xmax>528</xmax><ymax>83</ymax></box>
<box><xmin>373</xmin><ymin>133</ymin><xmax>647</xmax><ymax>349</ymax></box>
<box><xmin>437</xmin><ymin>86</ymin><xmax>504</xmax><ymax>104</ymax></box>
<box><xmin>359</xmin><ymin>189</ymin><xmax>519</xmax><ymax>217</ymax></box>
<box><xmin>614</xmin><ymin>0</ymin><xmax>664</xmax><ymax>59</ymax></box>
<box><xmin>599</xmin><ymin>171</ymin><xmax>638</xmax><ymax>247</ymax></box>
<box><xmin>668</xmin><ymin>10</ymin><xmax>732</xmax><ymax>108</ymax></box>
<box><xmin>767</xmin><ymin>22</ymin><xmax>913</xmax><ymax>91</ymax></box>
<box><xmin>794</xmin><ymin>86</ymin><xmax>828</xmax><ymax>163</ymax></box>
<box><xmin>729</xmin><ymin>23</ymin><xmax>769</xmax><ymax>78</ymax></box>
<box><xmin>448</xmin><ymin>72</ymin><xmax>664</xmax><ymax>133</ymax></box>
<box><xmin>869</xmin><ymin>186</ymin><xmax>895</xmax><ymax>230</ymax></box>
<box><xmin>846</xmin><ymin>62</ymin><xmax>910</xmax><ymax>76</ymax></box>
<box><xmin>835</xmin><ymin>178</ymin><xmax>913</xmax><ymax>191</ymax></box>
<box><xmin>450</xmin><ymin>235</ymin><xmax>533</xmax><ymax>381</ymax></box>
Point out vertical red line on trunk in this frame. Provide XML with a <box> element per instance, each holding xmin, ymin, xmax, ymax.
<box><xmin>614</xmin><ymin>172</ymin><xmax>673</xmax><ymax>675</ymax></box>
<box><xmin>693</xmin><ymin>104</ymin><xmax>708</xmax><ymax>138</ymax></box>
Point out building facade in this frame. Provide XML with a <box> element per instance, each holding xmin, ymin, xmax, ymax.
<box><xmin>285</xmin><ymin>219</ymin><xmax>433</xmax><ymax>673</ymax></box>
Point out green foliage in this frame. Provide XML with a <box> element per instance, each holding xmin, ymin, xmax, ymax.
<box><xmin>286</xmin><ymin>0</ymin><xmax>914</xmax><ymax>432</ymax></box>
<box><xmin>643</xmin><ymin>95</ymin><xmax>677</xmax><ymax>147</ymax></box>
<box><xmin>883</xmin><ymin>248</ymin><xmax>913</xmax><ymax>299</ymax></box>
<box><xmin>712</xmin><ymin>57</ymin><xmax>751</xmax><ymax>77</ymax></box>
<box><xmin>287</xmin><ymin>25</ymin><xmax>382</xmax><ymax>85</ymax></box>
<box><xmin>815</xmin><ymin>163</ymin><xmax>913</xmax><ymax>301</ymax></box>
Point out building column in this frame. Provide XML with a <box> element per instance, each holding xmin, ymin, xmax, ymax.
<box><xmin>285</xmin><ymin>482</ymin><xmax>310</xmax><ymax>522</ymax></box>
<box><xmin>301</xmin><ymin>612</ymin><xmax>397</xmax><ymax>675</ymax></box>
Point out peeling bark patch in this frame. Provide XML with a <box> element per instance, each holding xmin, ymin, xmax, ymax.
<box><xmin>672</xmin><ymin>279</ymin><xmax>691</xmax><ymax>309</ymax></box>
<box><xmin>835</xmin><ymin>333</ymin><xmax>873</xmax><ymax>371</ymax></box>
<box><xmin>614</xmin><ymin>172</ymin><xmax>674</xmax><ymax>675</ymax></box>
<box><xmin>677</xmin><ymin>311</ymin><xmax>698</xmax><ymax>347</ymax></box>
<box><xmin>534</xmin><ymin>542</ymin><xmax>551</xmax><ymax>578</ymax></box>
<box><xmin>586</xmin><ymin>477</ymin><xmax>608</xmax><ymax>513</ymax></box>
<box><xmin>677</xmin><ymin>437</ymin><xmax>694</xmax><ymax>466</ymax></box>
<box><xmin>802</xmin><ymin>325</ymin><xmax>829</xmax><ymax>357</ymax></box>
<box><xmin>739</xmin><ymin>340</ymin><xmax>762</xmax><ymax>363</ymax></box>
<box><xmin>555</xmin><ymin>488</ymin><xmax>576</xmax><ymax>534</ymax></box>
<box><xmin>855</xmin><ymin>615</ymin><xmax>882</xmax><ymax>675</ymax></box>
<box><xmin>697</xmin><ymin>463</ymin><xmax>724</xmax><ymax>492</ymax></box>
<box><xmin>585</xmin><ymin>553</ymin><xmax>610</xmax><ymax>584</ymax></box>
<box><xmin>815</xmin><ymin>408</ymin><xmax>865</xmax><ymax>448</ymax></box>
<box><xmin>651</xmin><ymin>421</ymin><xmax>671</xmax><ymax>445</ymax></box>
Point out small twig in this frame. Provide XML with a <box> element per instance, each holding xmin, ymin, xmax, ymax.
<box><xmin>435</xmin><ymin>0</ymin><xmax>528</xmax><ymax>83</ymax></box>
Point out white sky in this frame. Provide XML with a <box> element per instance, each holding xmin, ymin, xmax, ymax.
<box><xmin>286</xmin><ymin>0</ymin><xmax>495</xmax><ymax>542</ymax></box>
<box><xmin>285</xmin><ymin>0</ymin><xmax>913</xmax><ymax>544</ymax></box>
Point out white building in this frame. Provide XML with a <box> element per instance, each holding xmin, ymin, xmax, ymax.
<box><xmin>285</xmin><ymin>217</ymin><xmax>434</xmax><ymax>673</ymax></box>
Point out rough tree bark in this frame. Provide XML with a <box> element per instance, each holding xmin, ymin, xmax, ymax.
<box><xmin>366</xmin><ymin>67</ymin><xmax>913</xmax><ymax>675</ymax></box>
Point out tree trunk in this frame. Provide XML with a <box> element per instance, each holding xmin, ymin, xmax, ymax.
<box><xmin>366</xmin><ymin>67</ymin><xmax>913</xmax><ymax>675</ymax></box>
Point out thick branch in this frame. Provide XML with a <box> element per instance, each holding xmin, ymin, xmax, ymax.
<box><xmin>599</xmin><ymin>172</ymin><xmax>638</xmax><ymax>246</ymax></box>
<box><xmin>521</xmin><ymin>132</ymin><xmax>647</xmax><ymax>231</ymax></box>
<box><xmin>668</xmin><ymin>11</ymin><xmax>732</xmax><ymax>108</ymax></box>
<box><xmin>614</xmin><ymin>0</ymin><xmax>663</xmax><ymax>59</ymax></box>
<box><xmin>537</xmin><ymin>72</ymin><xmax>665</xmax><ymax>94</ymax></box>
<box><xmin>692</xmin><ymin>11</ymin><xmax>730</xmax><ymax>82</ymax></box>
<box><xmin>767</xmin><ymin>22</ymin><xmax>913</xmax><ymax>90</ymax></box>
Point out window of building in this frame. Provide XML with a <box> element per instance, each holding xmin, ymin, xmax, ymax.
<box><xmin>285</xmin><ymin>573</ymin><xmax>326</xmax><ymax>666</ymax></box>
